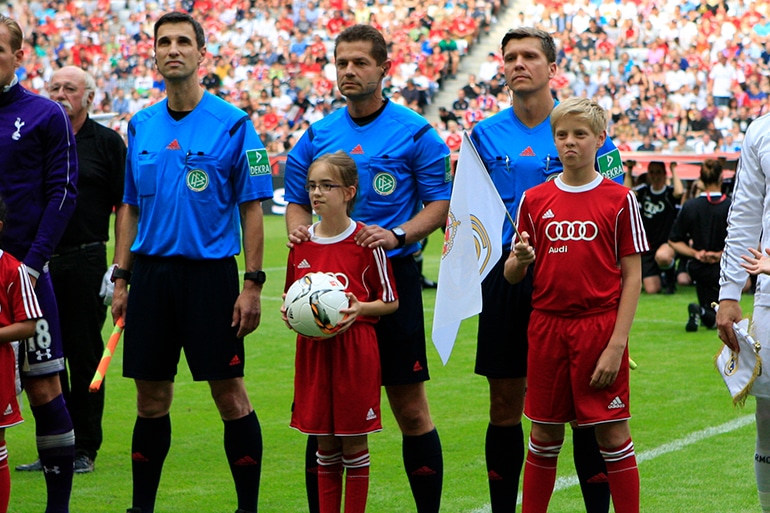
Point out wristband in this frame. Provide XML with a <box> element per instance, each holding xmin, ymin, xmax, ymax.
<box><xmin>110</xmin><ymin>267</ymin><xmax>132</xmax><ymax>283</ymax></box>
<box><xmin>244</xmin><ymin>270</ymin><xmax>267</xmax><ymax>285</ymax></box>
<box><xmin>391</xmin><ymin>227</ymin><xmax>406</xmax><ymax>249</ymax></box>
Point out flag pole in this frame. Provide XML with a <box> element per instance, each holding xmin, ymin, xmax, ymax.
<box><xmin>463</xmin><ymin>132</ymin><xmax>524</xmax><ymax>242</ymax></box>
<box><xmin>505</xmin><ymin>210</ymin><xmax>523</xmax><ymax>242</ymax></box>
<box><xmin>432</xmin><ymin>133</ymin><xmax>509</xmax><ymax>364</ymax></box>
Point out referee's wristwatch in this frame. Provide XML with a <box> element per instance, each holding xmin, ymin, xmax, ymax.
<box><xmin>391</xmin><ymin>227</ymin><xmax>406</xmax><ymax>249</ymax></box>
<box><xmin>244</xmin><ymin>270</ymin><xmax>267</xmax><ymax>285</ymax></box>
<box><xmin>110</xmin><ymin>267</ymin><xmax>132</xmax><ymax>283</ymax></box>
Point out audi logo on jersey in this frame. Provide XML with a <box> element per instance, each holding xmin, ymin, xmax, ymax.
<box><xmin>545</xmin><ymin>221</ymin><xmax>599</xmax><ymax>242</ymax></box>
<box><xmin>327</xmin><ymin>272</ymin><xmax>349</xmax><ymax>290</ymax></box>
<box><xmin>642</xmin><ymin>199</ymin><xmax>666</xmax><ymax>218</ymax></box>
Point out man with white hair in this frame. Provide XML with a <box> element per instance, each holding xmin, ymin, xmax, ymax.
<box><xmin>16</xmin><ymin>66</ymin><xmax>126</xmax><ymax>474</ymax></box>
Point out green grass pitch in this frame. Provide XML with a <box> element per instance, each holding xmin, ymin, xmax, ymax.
<box><xmin>7</xmin><ymin>215</ymin><xmax>760</xmax><ymax>512</ymax></box>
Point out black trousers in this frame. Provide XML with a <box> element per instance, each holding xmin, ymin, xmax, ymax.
<box><xmin>49</xmin><ymin>243</ymin><xmax>107</xmax><ymax>460</ymax></box>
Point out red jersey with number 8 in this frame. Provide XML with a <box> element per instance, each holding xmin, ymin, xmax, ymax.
<box><xmin>0</xmin><ymin>250</ymin><xmax>43</xmax><ymax>428</ymax></box>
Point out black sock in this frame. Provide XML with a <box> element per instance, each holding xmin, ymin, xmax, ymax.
<box><xmin>701</xmin><ymin>306</ymin><xmax>716</xmax><ymax>328</ymax></box>
<box><xmin>224</xmin><ymin>411</ymin><xmax>262</xmax><ymax>513</ymax></box>
<box><xmin>485</xmin><ymin>423</ymin><xmax>524</xmax><ymax>513</ymax></box>
<box><xmin>403</xmin><ymin>428</ymin><xmax>443</xmax><ymax>513</ymax></box>
<box><xmin>663</xmin><ymin>268</ymin><xmax>676</xmax><ymax>289</ymax></box>
<box><xmin>572</xmin><ymin>426</ymin><xmax>610</xmax><ymax>513</ymax></box>
<box><xmin>131</xmin><ymin>415</ymin><xmax>171</xmax><ymax>513</ymax></box>
<box><xmin>305</xmin><ymin>436</ymin><xmax>319</xmax><ymax>513</ymax></box>
<box><xmin>32</xmin><ymin>394</ymin><xmax>74</xmax><ymax>513</ymax></box>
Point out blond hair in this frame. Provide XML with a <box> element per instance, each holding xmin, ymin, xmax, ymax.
<box><xmin>550</xmin><ymin>97</ymin><xmax>608</xmax><ymax>137</ymax></box>
<box><xmin>0</xmin><ymin>15</ymin><xmax>23</xmax><ymax>52</ymax></box>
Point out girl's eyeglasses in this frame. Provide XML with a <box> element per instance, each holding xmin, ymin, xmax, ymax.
<box><xmin>304</xmin><ymin>183</ymin><xmax>342</xmax><ymax>192</ymax></box>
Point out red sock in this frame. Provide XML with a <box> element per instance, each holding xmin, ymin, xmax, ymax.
<box><xmin>0</xmin><ymin>443</ymin><xmax>9</xmax><ymax>513</ymax></box>
<box><xmin>343</xmin><ymin>450</ymin><xmax>370</xmax><ymax>513</ymax></box>
<box><xmin>522</xmin><ymin>437</ymin><xmax>562</xmax><ymax>513</ymax></box>
<box><xmin>600</xmin><ymin>438</ymin><xmax>639</xmax><ymax>513</ymax></box>
<box><xmin>317</xmin><ymin>449</ymin><xmax>343</xmax><ymax>513</ymax></box>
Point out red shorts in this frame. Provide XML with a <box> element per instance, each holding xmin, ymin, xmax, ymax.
<box><xmin>0</xmin><ymin>344</ymin><xmax>22</xmax><ymax>429</ymax></box>
<box><xmin>291</xmin><ymin>323</ymin><xmax>382</xmax><ymax>436</ymax></box>
<box><xmin>524</xmin><ymin>309</ymin><xmax>631</xmax><ymax>426</ymax></box>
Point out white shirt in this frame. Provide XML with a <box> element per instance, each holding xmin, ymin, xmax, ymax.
<box><xmin>714</xmin><ymin>115</ymin><xmax>734</xmax><ymax>135</ymax></box>
<box><xmin>478</xmin><ymin>60</ymin><xmax>499</xmax><ymax>83</ymax></box>
<box><xmin>720</xmin><ymin>112</ymin><xmax>770</xmax><ymax>306</ymax></box>
<box><xmin>693</xmin><ymin>139</ymin><xmax>717</xmax><ymax>154</ymax></box>
<box><xmin>710</xmin><ymin>61</ymin><xmax>737</xmax><ymax>98</ymax></box>
<box><xmin>270</xmin><ymin>93</ymin><xmax>293</xmax><ymax>112</ymax></box>
<box><xmin>665</xmin><ymin>70</ymin><xmax>688</xmax><ymax>94</ymax></box>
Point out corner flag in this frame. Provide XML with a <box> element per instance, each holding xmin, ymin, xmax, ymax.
<box><xmin>431</xmin><ymin>132</ymin><xmax>507</xmax><ymax>364</ymax></box>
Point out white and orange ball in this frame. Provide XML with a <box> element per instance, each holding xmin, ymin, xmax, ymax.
<box><xmin>284</xmin><ymin>272</ymin><xmax>349</xmax><ymax>338</ymax></box>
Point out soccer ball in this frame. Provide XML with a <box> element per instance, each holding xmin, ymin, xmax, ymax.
<box><xmin>284</xmin><ymin>272</ymin><xmax>350</xmax><ymax>338</ymax></box>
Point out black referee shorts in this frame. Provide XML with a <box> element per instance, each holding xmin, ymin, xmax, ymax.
<box><xmin>475</xmin><ymin>251</ymin><xmax>531</xmax><ymax>379</ymax></box>
<box><xmin>123</xmin><ymin>255</ymin><xmax>245</xmax><ymax>382</ymax></box>
<box><xmin>376</xmin><ymin>255</ymin><xmax>430</xmax><ymax>386</ymax></box>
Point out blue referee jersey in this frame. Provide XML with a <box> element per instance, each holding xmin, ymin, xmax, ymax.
<box><xmin>471</xmin><ymin>105</ymin><xmax>624</xmax><ymax>247</ymax></box>
<box><xmin>124</xmin><ymin>92</ymin><xmax>273</xmax><ymax>259</ymax></box>
<box><xmin>285</xmin><ymin>100</ymin><xmax>452</xmax><ymax>258</ymax></box>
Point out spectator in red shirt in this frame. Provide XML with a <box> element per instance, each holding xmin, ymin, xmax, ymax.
<box><xmin>450</xmin><ymin>8</ymin><xmax>478</xmax><ymax>46</ymax></box>
<box><xmin>277</xmin><ymin>6</ymin><xmax>295</xmax><ymax>35</ymax></box>
<box><xmin>327</xmin><ymin>10</ymin><xmax>347</xmax><ymax>36</ymax></box>
<box><xmin>443</xmin><ymin>120</ymin><xmax>462</xmax><ymax>151</ymax></box>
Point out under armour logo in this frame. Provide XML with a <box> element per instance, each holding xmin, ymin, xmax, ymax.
<box><xmin>12</xmin><ymin>118</ymin><xmax>24</xmax><ymax>140</ymax></box>
<box><xmin>43</xmin><ymin>465</ymin><xmax>61</xmax><ymax>475</ymax></box>
<box><xmin>35</xmin><ymin>349</ymin><xmax>51</xmax><ymax>361</ymax></box>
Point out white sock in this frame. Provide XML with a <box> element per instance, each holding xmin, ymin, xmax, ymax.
<box><xmin>760</xmin><ymin>491</ymin><xmax>770</xmax><ymax>512</ymax></box>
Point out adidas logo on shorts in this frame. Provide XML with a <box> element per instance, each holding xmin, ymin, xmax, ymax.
<box><xmin>607</xmin><ymin>396</ymin><xmax>625</xmax><ymax>409</ymax></box>
<box><xmin>366</xmin><ymin>408</ymin><xmax>377</xmax><ymax>421</ymax></box>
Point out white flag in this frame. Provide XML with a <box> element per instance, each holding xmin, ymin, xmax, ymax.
<box><xmin>431</xmin><ymin>132</ymin><xmax>507</xmax><ymax>365</ymax></box>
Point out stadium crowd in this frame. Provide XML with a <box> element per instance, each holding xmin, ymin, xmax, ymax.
<box><xmin>6</xmin><ymin>0</ymin><xmax>766</xmax><ymax>157</ymax></box>
<box><xmin>437</xmin><ymin>0</ymin><xmax>766</xmax><ymax>155</ymax></box>
<box><xmin>0</xmin><ymin>0</ymin><xmax>762</xmax><ymax>510</ymax></box>
<box><xmin>5</xmin><ymin>0</ymin><xmax>500</xmax><ymax>152</ymax></box>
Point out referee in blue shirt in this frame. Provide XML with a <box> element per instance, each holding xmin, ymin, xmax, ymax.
<box><xmin>285</xmin><ymin>25</ymin><xmax>451</xmax><ymax>513</ymax></box>
<box><xmin>110</xmin><ymin>12</ymin><xmax>273</xmax><ymax>513</ymax></box>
